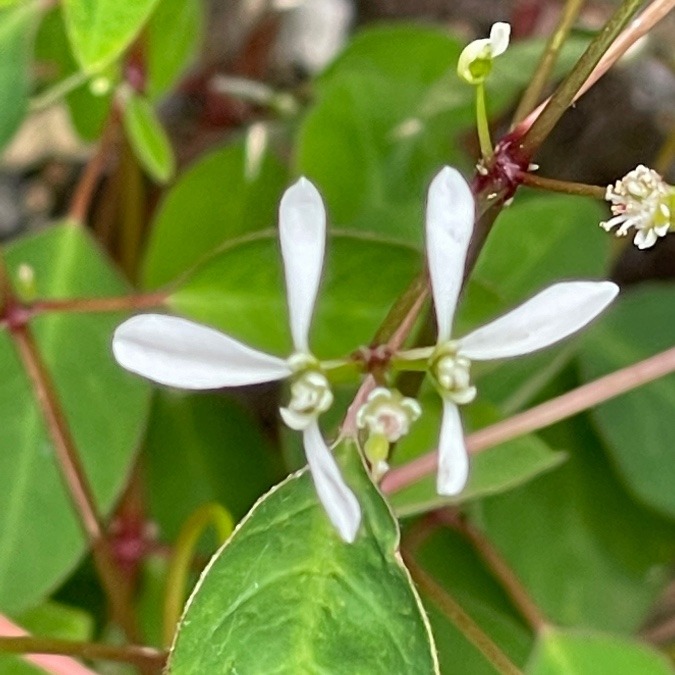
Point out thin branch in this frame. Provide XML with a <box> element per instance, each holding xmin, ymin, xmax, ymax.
<box><xmin>512</xmin><ymin>0</ymin><xmax>585</xmax><ymax>125</ymax></box>
<box><xmin>518</xmin><ymin>171</ymin><xmax>606</xmax><ymax>199</ymax></box>
<box><xmin>517</xmin><ymin>0</ymin><xmax>644</xmax><ymax>158</ymax></box>
<box><xmin>516</xmin><ymin>0</ymin><xmax>675</xmax><ymax>147</ymax></box>
<box><xmin>402</xmin><ymin>549</ymin><xmax>524</xmax><ymax>675</ymax></box>
<box><xmin>32</xmin><ymin>292</ymin><xmax>168</xmax><ymax>315</ymax></box>
<box><xmin>68</xmin><ymin>110</ymin><xmax>120</xmax><ymax>224</ymax></box>
<box><xmin>381</xmin><ymin>345</ymin><xmax>675</xmax><ymax>493</ymax></box>
<box><xmin>0</xmin><ymin>614</ymin><xmax>96</xmax><ymax>675</ymax></box>
<box><xmin>0</xmin><ymin>636</ymin><xmax>165</xmax><ymax>671</ymax></box>
<box><xmin>436</xmin><ymin>511</ymin><xmax>548</xmax><ymax>632</ymax></box>
<box><xmin>10</xmin><ymin>325</ymin><xmax>140</xmax><ymax>642</ymax></box>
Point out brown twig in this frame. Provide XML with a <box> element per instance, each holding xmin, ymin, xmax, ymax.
<box><xmin>512</xmin><ymin>0</ymin><xmax>585</xmax><ymax>125</ymax></box>
<box><xmin>32</xmin><ymin>292</ymin><xmax>168</xmax><ymax>315</ymax></box>
<box><xmin>381</xmin><ymin>345</ymin><xmax>675</xmax><ymax>493</ymax></box>
<box><xmin>518</xmin><ymin>172</ymin><xmax>606</xmax><ymax>199</ymax></box>
<box><xmin>0</xmin><ymin>613</ymin><xmax>96</xmax><ymax>675</ymax></box>
<box><xmin>436</xmin><ymin>510</ymin><xmax>548</xmax><ymax>632</ymax></box>
<box><xmin>0</xmin><ymin>636</ymin><xmax>165</xmax><ymax>671</ymax></box>
<box><xmin>10</xmin><ymin>324</ymin><xmax>141</xmax><ymax>642</ymax></box>
<box><xmin>69</xmin><ymin>111</ymin><xmax>121</xmax><ymax>224</ymax></box>
<box><xmin>402</xmin><ymin>549</ymin><xmax>524</xmax><ymax>675</ymax></box>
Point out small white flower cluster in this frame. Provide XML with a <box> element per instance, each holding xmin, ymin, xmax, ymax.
<box><xmin>112</xmin><ymin>167</ymin><xmax>619</xmax><ymax>543</ymax></box>
<box><xmin>601</xmin><ymin>165</ymin><xmax>673</xmax><ymax>249</ymax></box>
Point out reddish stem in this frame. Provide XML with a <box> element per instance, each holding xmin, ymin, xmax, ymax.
<box><xmin>381</xmin><ymin>345</ymin><xmax>675</xmax><ymax>494</ymax></box>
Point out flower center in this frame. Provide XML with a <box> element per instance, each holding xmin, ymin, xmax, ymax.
<box><xmin>430</xmin><ymin>343</ymin><xmax>477</xmax><ymax>405</ymax></box>
<box><xmin>279</xmin><ymin>354</ymin><xmax>333</xmax><ymax>431</ymax></box>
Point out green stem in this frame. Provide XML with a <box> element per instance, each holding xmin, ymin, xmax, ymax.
<box><xmin>476</xmin><ymin>83</ymin><xmax>494</xmax><ymax>158</ymax></box>
<box><xmin>163</xmin><ymin>503</ymin><xmax>234</xmax><ymax>647</ymax></box>
<box><xmin>29</xmin><ymin>70</ymin><xmax>89</xmax><ymax>112</ymax></box>
<box><xmin>518</xmin><ymin>0</ymin><xmax>644</xmax><ymax>158</ymax></box>
<box><xmin>512</xmin><ymin>0</ymin><xmax>585</xmax><ymax>125</ymax></box>
<box><xmin>519</xmin><ymin>171</ymin><xmax>606</xmax><ymax>199</ymax></box>
<box><xmin>0</xmin><ymin>636</ymin><xmax>165</xmax><ymax>671</ymax></box>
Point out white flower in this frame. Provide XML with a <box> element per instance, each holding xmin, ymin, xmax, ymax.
<box><xmin>457</xmin><ymin>22</ymin><xmax>511</xmax><ymax>85</ymax></box>
<box><xmin>600</xmin><ymin>165</ymin><xmax>673</xmax><ymax>249</ymax></box>
<box><xmin>424</xmin><ymin>167</ymin><xmax>619</xmax><ymax>496</ymax></box>
<box><xmin>356</xmin><ymin>387</ymin><xmax>422</xmax><ymax>443</ymax></box>
<box><xmin>112</xmin><ymin>178</ymin><xmax>361</xmax><ymax>543</ymax></box>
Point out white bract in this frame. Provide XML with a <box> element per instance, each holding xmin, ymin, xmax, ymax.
<box><xmin>423</xmin><ymin>167</ymin><xmax>619</xmax><ymax>496</ymax></box>
<box><xmin>112</xmin><ymin>178</ymin><xmax>361</xmax><ymax>543</ymax></box>
<box><xmin>457</xmin><ymin>22</ymin><xmax>511</xmax><ymax>85</ymax></box>
<box><xmin>600</xmin><ymin>165</ymin><xmax>673</xmax><ymax>249</ymax></box>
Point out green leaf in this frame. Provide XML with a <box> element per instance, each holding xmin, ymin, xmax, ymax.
<box><xmin>579</xmin><ymin>283</ymin><xmax>675</xmax><ymax>519</ymax></box>
<box><xmin>0</xmin><ymin>2</ymin><xmax>41</xmax><ymax>151</ymax></box>
<box><xmin>145</xmin><ymin>390</ymin><xmax>281</xmax><ymax>542</ymax></box>
<box><xmin>169</xmin><ymin>442</ymin><xmax>439</xmax><ymax>674</ymax></box>
<box><xmin>472</xmin><ymin>413</ymin><xmax>675</xmax><ymax>633</ymax></box>
<box><xmin>389</xmin><ymin>395</ymin><xmax>566</xmax><ymax>517</ymax></box>
<box><xmin>168</xmin><ymin>232</ymin><xmax>420</xmax><ymax>358</ymax></box>
<box><xmin>526</xmin><ymin>628</ymin><xmax>674</xmax><ymax>675</ymax></box>
<box><xmin>296</xmin><ymin>25</ymin><xmax>467</xmax><ymax>244</ymax></box>
<box><xmin>0</xmin><ymin>223</ymin><xmax>151</xmax><ymax>612</ymax></box>
<box><xmin>16</xmin><ymin>601</ymin><xmax>92</xmax><ymax>641</ymax></box>
<box><xmin>123</xmin><ymin>90</ymin><xmax>175</xmax><ymax>183</ymax></box>
<box><xmin>34</xmin><ymin>8</ymin><xmax>113</xmax><ymax>142</ymax></box>
<box><xmin>142</xmin><ymin>140</ymin><xmax>287</xmax><ymax>288</ymax></box>
<box><xmin>62</xmin><ymin>0</ymin><xmax>161</xmax><ymax>72</ymax></box>
<box><xmin>146</xmin><ymin>0</ymin><xmax>202</xmax><ymax>99</ymax></box>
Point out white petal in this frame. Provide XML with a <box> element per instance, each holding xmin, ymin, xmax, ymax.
<box><xmin>303</xmin><ymin>422</ymin><xmax>361</xmax><ymax>543</ymax></box>
<box><xmin>279</xmin><ymin>177</ymin><xmax>326</xmax><ymax>353</ymax></box>
<box><xmin>489</xmin><ymin>22</ymin><xmax>511</xmax><ymax>56</ymax></box>
<box><xmin>457</xmin><ymin>38</ymin><xmax>491</xmax><ymax>81</ymax></box>
<box><xmin>634</xmin><ymin>228</ymin><xmax>657</xmax><ymax>249</ymax></box>
<box><xmin>437</xmin><ymin>400</ymin><xmax>469</xmax><ymax>496</ymax></box>
<box><xmin>112</xmin><ymin>314</ymin><xmax>290</xmax><ymax>389</ymax></box>
<box><xmin>426</xmin><ymin>167</ymin><xmax>475</xmax><ymax>342</ymax></box>
<box><xmin>459</xmin><ymin>281</ymin><xmax>619</xmax><ymax>360</ymax></box>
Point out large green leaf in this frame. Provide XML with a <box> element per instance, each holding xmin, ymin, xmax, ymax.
<box><xmin>0</xmin><ymin>223</ymin><xmax>151</xmax><ymax>612</ymax></box>
<box><xmin>389</xmin><ymin>395</ymin><xmax>566</xmax><ymax>517</ymax></box>
<box><xmin>472</xmin><ymin>413</ymin><xmax>675</xmax><ymax>633</ymax></box>
<box><xmin>142</xmin><ymin>141</ymin><xmax>287</xmax><ymax>288</ymax></box>
<box><xmin>169</xmin><ymin>442</ymin><xmax>439</xmax><ymax>674</ymax></box>
<box><xmin>295</xmin><ymin>26</ymin><xmax>467</xmax><ymax>244</ymax></box>
<box><xmin>145</xmin><ymin>390</ymin><xmax>281</xmax><ymax>542</ymax></box>
<box><xmin>579</xmin><ymin>284</ymin><xmax>675</xmax><ymax>519</ymax></box>
<box><xmin>168</xmin><ymin>232</ymin><xmax>421</xmax><ymax>358</ymax></box>
<box><xmin>526</xmin><ymin>628</ymin><xmax>673</xmax><ymax>674</ymax></box>
<box><xmin>0</xmin><ymin>2</ymin><xmax>41</xmax><ymax>151</ymax></box>
<box><xmin>62</xmin><ymin>0</ymin><xmax>160</xmax><ymax>71</ymax></box>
